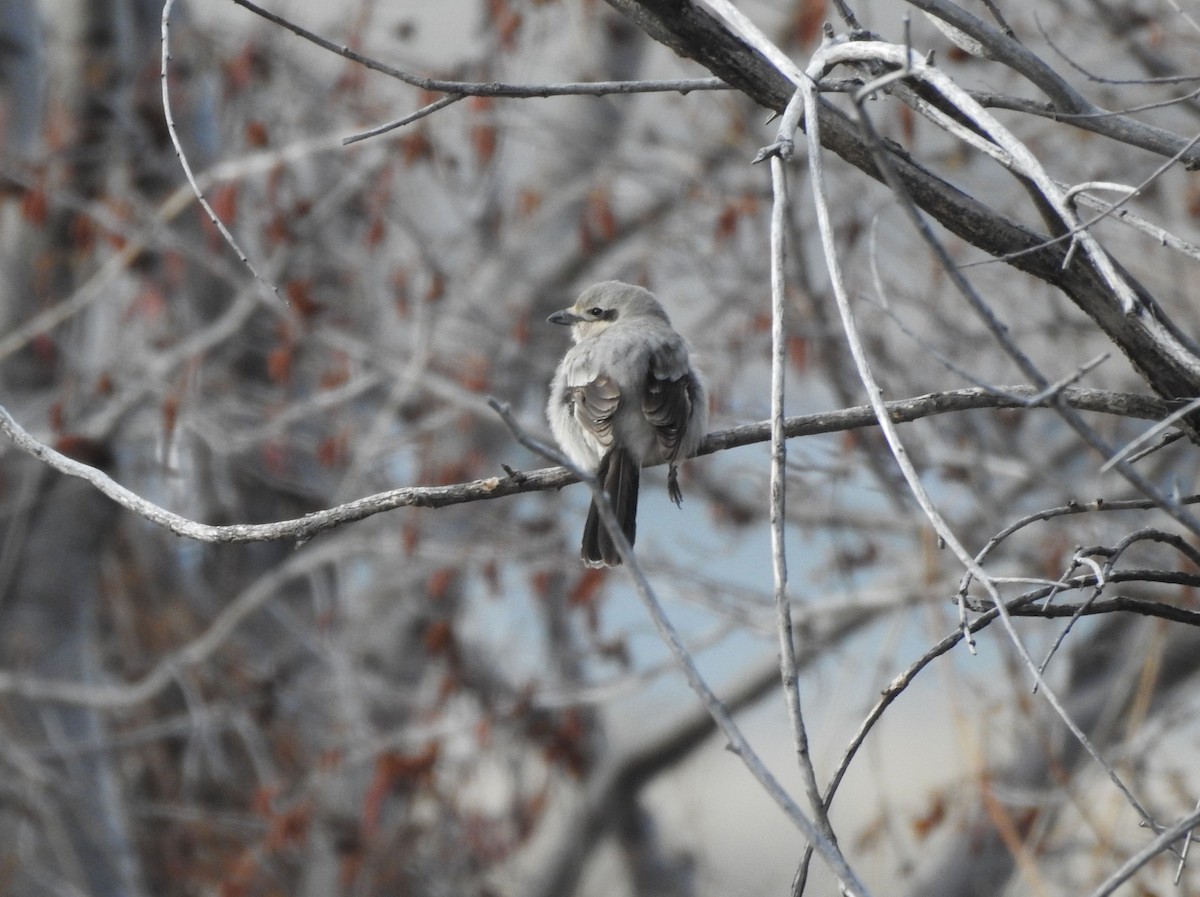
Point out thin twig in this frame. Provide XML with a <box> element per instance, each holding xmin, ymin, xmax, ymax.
<box><xmin>0</xmin><ymin>388</ymin><xmax>1180</xmax><ymax>543</ymax></box>
<box><xmin>1101</xmin><ymin>396</ymin><xmax>1200</xmax><ymax>472</ymax></box>
<box><xmin>803</xmin><ymin>41</ymin><xmax>1163</xmax><ymax>833</ymax></box>
<box><xmin>1086</xmin><ymin>806</ymin><xmax>1200</xmax><ymax>897</ymax></box>
<box><xmin>342</xmin><ymin>94</ymin><xmax>464</xmax><ymax>146</ymax></box>
<box><xmin>231</xmin><ymin>0</ymin><xmax>728</xmax><ymax>98</ymax></box>
<box><xmin>484</xmin><ymin>400</ymin><xmax>871</xmax><ymax>897</ymax></box>
<box><xmin>161</xmin><ymin>0</ymin><xmax>283</xmax><ymax>305</ymax></box>
<box><xmin>802</xmin><ymin>52</ymin><xmax>987</xmax><ymax>646</ymax></box>
<box><xmin>960</xmin><ymin>130</ymin><xmax>1200</xmax><ymax>272</ymax></box>
<box><xmin>767</xmin><ymin>96</ymin><xmax>843</xmax><ymax>888</ymax></box>
<box><xmin>0</xmin><ymin>535</ymin><xmax>378</xmax><ymax>706</ymax></box>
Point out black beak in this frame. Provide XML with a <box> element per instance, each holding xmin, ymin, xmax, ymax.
<box><xmin>547</xmin><ymin>309</ymin><xmax>581</xmax><ymax>326</ymax></box>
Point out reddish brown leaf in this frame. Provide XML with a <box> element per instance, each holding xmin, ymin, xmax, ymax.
<box><xmin>320</xmin><ymin>354</ymin><xmax>350</xmax><ymax>390</ymax></box>
<box><xmin>70</xmin><ymin>213</ymin><xmax>95</xmax><ymax>253</ymax></box>
<box><xmin>32</xmin><ymin>333</ymin><xmax>57</xmax><ymax>367</ymax></box>
<box><xmin>365</xmin><ymin>214</ymin><xmax>386</xmax><ymax>247</ymax></box>
<box><xmin>911</xmin><ymin>793</ymin><xmax>946</xmax><ymax>841</ymax></box>
<box><xmin>458</xmin><ymin>355</ymin><xmax>490</xmax><ymax>392</ymax></box>
<box><xmin>264</xmin><ymin>802</ymin><xmax>312</xmax><ymax>851</ymax></box>
<box><xmin>437</xmin><ymin>670</ymin><xmax>461</xmax><ymax>702</ymax></box>
<box><xmin>515</xmin><ymin>787</ymin><xmax>549</xmax><ymax>841</ymax></box>
<box><xmin>223</xmin><ymin>43</ymin><xmax>263</xmax><ymax>95</ymax></box>
<box><xmin>250</xmin><ymin>785</ymin><xmax>279</xmax><ymax>818</ymax></box>
<box><xmin>360</xmin><ymin>757</ymin><xmax>394</xmax><ymax>837</ymax></box>
<box><xmin>317</xmin><ymin>432</ymin><xmax>347</xmax><ymax>468</ymax></box>
<box><xmin>265</xmin><ymin>212</ymin><xmax>291</xmax><ymax>247</ymax></box>
<box><xmin>481</xmin><ymin>559</ymin><xmax>501</xmax><ymax>596</ymax></box>
<box><xmin>587</xmin><ymin>188</ymin><xmax>616</xmax><ymax>241</ymax></box>
<box><xmin>162</xmin><ymin>393</ymin><xmax>180</xmax><ymax>445</ymax></box>
<box><xmin>1187</xmin><ymin>181</ymin><xmax>1200</xmax><ymax>218</ymax></box>
<box><xmin>425</xmin><ymin>270</ymin><xmax>446</xmax><ymax>303</ymax></box>
<box><xmin>788</xmin><ymin>334</ymin><xmax>809</xmax><ymax>371</ymax></box>
<box><xmin>262</xmin><ymin>440</ymin><xmax>288</xmax><ymax>477</ymax></box>
<box><xmin>208</xmin><ymin>183</ymin><xmax>239</xmax><ymax>228</ymax></box>
<box><xmin>472</xmin><ymin>123</ymin><xmax>498</xmax><ymax>166</ymax></box>
<box><xmin>54</xmin><ymin>435</ymin><xmax>111</xmax><ymax>467</ymax></box>
<box><xmin>126</xmin><ymin>284</ymin><xmax>167</xmax><ymax>322</ymax></box>
<box><xmin>791</xmin><ymin>0</ymin><xmax>828</xmax><ymax>45</ymax></box>
<box><xmin>391</xmin><ymin>268</ymin><xmax>410</xmax><ymax>317</ymax></box>
<box><xmin>567</xmin><ymin>567</ymin><xmax>605</xmax><ymax>610</ymax></box>
<box><xmin>475</xmin><ymin>717</ymin><xmax>492</xmax><ymax>747</ymax></box>
<box><xmin>378</xmin><ymin>742</ymin><xmax>440</xmax><ymax>786</ymax></box>
<box><xmin>319</xmin><ymin>749</ymin><xmax>343</xmax><ymax>771</ymax></box>
<box><xmin>714</xmin><ymin>203</ymin><xmax>740</xmax><ymax>242</ymax></box>
<box><xmin>596</xmin><ymin>636</ymin><xmax>631</xmax><ymax>667</ymax></box>
<box><xmin>898</xmin><ymin>102</ymin><xmax>915</xmax><ymax>145</ymax></box>
<box><xmin>427</xmin><ymin>568</ymin><xmax>455</xmax><ymax>602</ymax></box>
<box><xmin>510</xmin><ymin>315</ymin><xmax>530</xmax><ymax>346</ymax></box>
<box><xmin>516</xmin><ymin>188</ymin><xmax>542</xmax><ymax>217</ymax></box>
<box><xmin>400</xmin><ymin>131</ymin><xmax>434</xmax><ymax>166</ymax></box>
<box><xmin>284</xmin><ymin>279</ymin><xmax>319</xmax><ymax>318</ymax></box>
<box><xmin>540</xmin><ymin>709</ymin><xmax>589</xmax><ymax>776</ymax></box>
<box><xmin>486</xmin><ymin>0</ymin><xmax>522</xmax><ymax>49</ymax></box>
<box><xmin>423</xmin><ymin>619</ymin><xmax>454</xmax><ymax>656</ymax></box>
<box><xmin>244</xmin><ymin>120</ymin><xmax>269</xmax><ymax>148</ymax></box>
<box><xmin>20</xmin><ymin>187</ymin><xmax>47</xmax><ymax>226</ymax></box>
<box><xmin>266</xmin><ymin>345</ymin><xmax>293</xmax><ymax>385</ymax></box>
<box><xmin>335</xmin><ymin>58</ymin><xmax>366</xmax><ymax>95</ymax></box>
<box><xmin>401</xmin><ymin>521</ymin><xmax>420</xmax><ymax>555</ymax></box>
<box><xmin>220</xmin><ymin>851</ymin><xmax>258</xmax><ymax>897</ymax></box>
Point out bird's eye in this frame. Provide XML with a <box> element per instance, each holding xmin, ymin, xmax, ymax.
<box><xmin>589</xmin><ymin>306</ymin><xmax>604</xmax><ymax>317</ymax></box>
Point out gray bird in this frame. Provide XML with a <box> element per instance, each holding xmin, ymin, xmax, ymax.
<box><xmin>547</xmin><ymin>281</ymin><xmax>707</xmax><ymax>567</ymax></box>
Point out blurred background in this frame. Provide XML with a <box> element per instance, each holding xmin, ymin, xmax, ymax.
<box><xmin>0</xmin><ymin>1</ymin><xmax>1199</xmax><ymax>895</ymax></box>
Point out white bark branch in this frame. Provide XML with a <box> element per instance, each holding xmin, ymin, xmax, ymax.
<box><xmin>0</xmin><ymin>387</ymin><xmax>1177</xmax><ymax>543</ymax></box>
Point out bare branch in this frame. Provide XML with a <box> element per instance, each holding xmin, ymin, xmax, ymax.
<box><xmin>766</xmin><ymin>94</ymin><xmax>844</xmax><ymax>883</ymax></box>
<box><xmin>0</xmin><ymin>535</ymin><xmax>378</xmax><ymax>707</ymax></box>
<box><xmin>801</xmin><ymin>35</ymin><xmax>1163</xmax><ymax>833</ymax></box>
<box><xmin>231</xmin><ymin>0</ymin><xmax>728</xmax><ymax>99</ymax></box>
<box><xmin>486</xmin><ymin>401</ymin><xmax>871</xmax><ymax>897</ymax></box>
<box><xmin>161</xmin><ymin>0</ymin><xmax>284</xmax><ymax>306</ymax></box>
<box><xmin>0</xmin><ymin>387</ymin><xmax>1178</xmax><ymax>543</ymax></box>
<box><xmin>1087</xmin><ymin>806</ymin><xmax>1200</xmax><ymax>897</ymax></box>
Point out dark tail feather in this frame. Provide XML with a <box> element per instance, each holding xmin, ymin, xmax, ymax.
<box><xmin>581</xmin><ymin>447</ymin><xmax>640</xmax><ymax>567</ymax></box>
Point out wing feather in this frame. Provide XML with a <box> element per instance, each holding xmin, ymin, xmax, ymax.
<box><xmin>568</xmin><ymin>374</ymin><xmax>621</xmax><ymax>449</ymax></box>
<box><xmin>643</xmin><ymin>345</ymin><xmax>698</xmax><ymax>461</ymax></box>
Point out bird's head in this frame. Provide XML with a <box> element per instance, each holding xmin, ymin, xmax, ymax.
<box><xmin>547</xmin><ymin>281</ymin><xmax>670</xmax><ymax>342</ymax></box>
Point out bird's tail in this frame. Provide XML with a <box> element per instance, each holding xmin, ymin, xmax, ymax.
<box><xmin>581</xmin><ymin>447</ymin><xmax>639</xmax><ymax>567</ymax></box>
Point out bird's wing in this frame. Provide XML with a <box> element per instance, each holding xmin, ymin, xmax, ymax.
<box><xmin>643</xmin><ymin>342</ymin><xmax>698</xmax><ymax>461</ymax></box>
<box><xmin>567</xmin><ymin>373</ymin><xmax>621</xmax><ymax>450</ymax></box>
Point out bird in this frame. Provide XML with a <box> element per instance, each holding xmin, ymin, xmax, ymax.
<box><xmin>546</xmin><ymin>281</ymin><xmax>707</xmax><ymax>567</ymax></box>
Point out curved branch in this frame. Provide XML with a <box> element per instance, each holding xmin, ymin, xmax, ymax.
<box><xmin>605</xmin><ymin>1</ymin><xmax>1200</xmax><ymax>402</ymax></box>
<box><xmin>0</xmin><ymin>386</ymin><xmax>1179</xmax><ymax>543</ymax></box>
<box><xmin>230</xmin><ymin>0</ymin><xmax>728</xmax><ymax>99</ymax></box>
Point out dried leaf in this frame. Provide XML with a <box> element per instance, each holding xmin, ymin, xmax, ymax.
<box><xmin>244</xmin><ymin>120</ymin><xmax>269</xmax><ymax>148</ymax></box>
<box><xmin>285</xmin><ymin>279</ymin><xmax>319</xmax><ymax>318</ymax></box>
<box><xmin>400</xmin><ymin>131</ymin><xmax>434</xmax><ymax>166</ymax></box>
<box><xmin>20</xmin><ymin>186</ymin><xmax>47</xmax><ymax>226</ymax></box>
<box><xmin>267</xmin><ymin>344</ymin><xmax>293</xmax><ymax>384</ymax></box>
<box><xmin>472</xmin><ymin>123</ymin><xmax>498</xmax><ymax>166</ymax></box>
<box><xmin>911</xmin><ymin>793</ymin><xmax>946</xmax><ymax>841</ymax></box>
<box><xmin>788</xmin><ymin>334</ymin><xmax>809</xmax><ymax>371</ymax></box>
<box><xmin>790</xmin><ymin>0</ymin><xmax>828</xmax><ymax>46</ymax></box>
